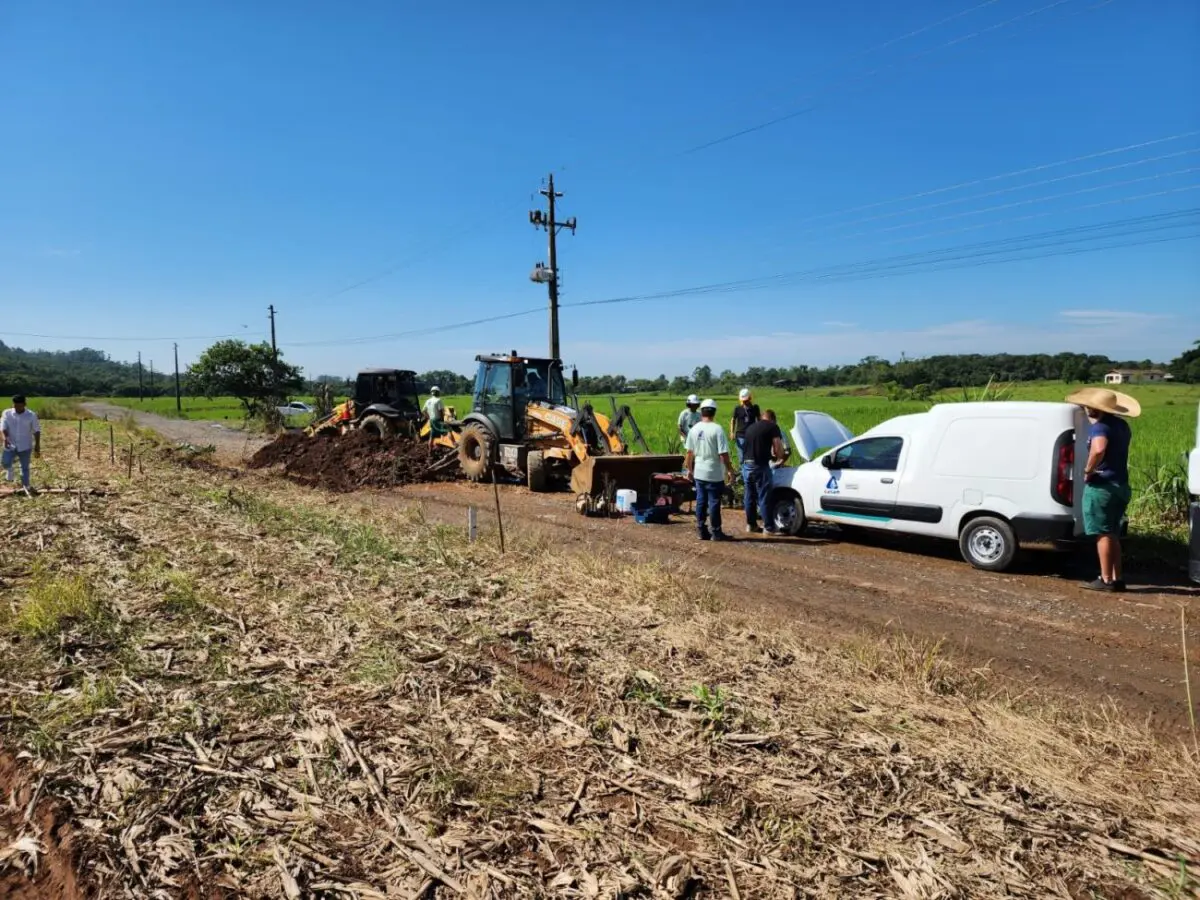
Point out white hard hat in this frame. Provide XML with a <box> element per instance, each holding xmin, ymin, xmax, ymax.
<box><xmin>431</xmin><ymin>386</ymin><xmax>441</xmax><ymax>394</ymax></box>
<box><xmin>738</xmin><ymin>388</ymin><xmax>751</xmax><ymax>401</ymax></box>
<box><xmin>686</xmin><ymin>394</ymin><xmax>700</xmax><ymax>405</ymax></box>
<box><xmin>700</xmin><ymin>398</ymin><xmax>717</xmax><ymax>411</ymax></box>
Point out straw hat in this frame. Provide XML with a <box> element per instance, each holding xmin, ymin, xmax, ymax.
<box><xmin>1065</xmin><ymin>386</ymin><xmax>1141</xmax><ymax>418</ymax></box>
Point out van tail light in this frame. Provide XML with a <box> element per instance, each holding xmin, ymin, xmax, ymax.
<box><xmin>1052</xmin><ymin>432</ymin><xmax>1074</xmax><ymax>506</ymax></box>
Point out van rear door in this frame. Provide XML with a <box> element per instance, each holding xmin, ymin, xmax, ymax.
<box><xmin>1061</xmin><ymin>405</ymin><xmax>1088</xmax><ymax>536</ymax></box>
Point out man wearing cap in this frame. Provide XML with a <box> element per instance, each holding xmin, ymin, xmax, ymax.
<box><xmin>423</xmin><ymin>386</ymin><xmax>448</xmax><ymax>437</ymax></box>
<box><xmin>729</xmin><ymin>389</ymin><xmax>760</xmax><ymax>463</ymax></box>
<box><xmin>1067</xmin><ymin>387</ymin><xmax>1140</xmax><ymax>592</ymax></box>
<box><xmin>685</xmin><ymin>399</ymin><xmax>734</xmax><ymax>542</ymax></box>
<box><xmin>677</xmin><ymin>394</ymin><xmax>701</xmax><ymax>447</ymax></box>
<box><xmin>2</xmin><ymin>395</ymin><xmax>41</xmax><ymax>490</ymax></box>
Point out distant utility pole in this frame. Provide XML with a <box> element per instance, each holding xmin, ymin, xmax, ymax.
<box><xmin>149</xmin><ymin>361</ymin><xmax>155</xmax><ymax>392</ymax></box>
<box><xmin>173</xmin><ymin>342</ymin><xmax>182</xmax><ymax>413</ymax></box>
<box><xmin>268</xmin><ymin>304</ymin><xmax>278</xmax><ymax>359</ymax></box>
<box><xmin>528</xmin><ymin>174</ymin><xmax>576</xmax><ymax>361</ymax></box>
<box><xmin>137</xmin><ymin>352</ymin><xmax>143</xmax><ymax>402</ymax></box>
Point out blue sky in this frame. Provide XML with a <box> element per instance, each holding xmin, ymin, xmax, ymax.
<box><xmin>2</xmin><ymin>0</ymin><xmax>1198</xmax><ymax>379</ymax></box>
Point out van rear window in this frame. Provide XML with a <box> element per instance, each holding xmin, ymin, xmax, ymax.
<box><xmin>932</xmin><ymin>417</ymin><xmax>1039</xmax><ymax>480</ymax></box>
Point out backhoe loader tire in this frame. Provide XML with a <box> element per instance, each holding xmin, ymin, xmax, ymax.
<box><xmin>314</xmin><ymin>423</ymin><xmax>340</xmax><ymax>438</ymax></box>
<box><xmin>458</xmin><ymin>423</ymin><xmax>493</xmax><ymax>482</ymax></box>
<box><xmin>358</xmin><ymin>414</ymin><xmax>393</xmax><ymax>440</ymax></box>
<box><xmin>527</xmin><ymin>450</ymin><xmax>547</xmax><ymax>492</ymax></box>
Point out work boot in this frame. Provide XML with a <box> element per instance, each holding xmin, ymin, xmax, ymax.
<box><xmin>698</xmin><ymin>530</ymin><xmax>712</xmax><ymax>541</ymax></box>
<box><xmin>711</xmin><ymin>532</ymin><xmax>734</xmax><ymax>542</ymax></box>
<box><xmin>1082</xmin><ymin>577</ymin><xmax>1117</xmax><ymax>592</ymax></box>
<box><xmin>746</xmin><ymin>524</ymin><xmax>762</xmax><ymax>534</ymax></box>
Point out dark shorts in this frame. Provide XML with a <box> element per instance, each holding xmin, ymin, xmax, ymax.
<box><xmin>1083</xmin><ymin>481</ymin><xmax>1131</xmax><ymax>536</ymax></box>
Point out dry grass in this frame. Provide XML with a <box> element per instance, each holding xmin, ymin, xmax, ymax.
<box><xmin>1</xmin><ymin>422</ymin><xmax>1198</xmax><ymax>898</ymax></box>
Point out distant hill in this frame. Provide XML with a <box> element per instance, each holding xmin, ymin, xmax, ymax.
<box><xmin>0</xmin><ymin>342</ymin><xmax>155</xmax><ymax>397</ymax></box>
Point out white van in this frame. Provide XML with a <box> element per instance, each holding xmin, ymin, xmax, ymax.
<box><xmin>767</xmin><ymin>402</ymin><xmax>1088</xmax><ymax>571</ymax></box>
<box><xmin>1188</xmin><ymin>401</ymin><xmax>1200</xmax><ymax>584</ymax></box>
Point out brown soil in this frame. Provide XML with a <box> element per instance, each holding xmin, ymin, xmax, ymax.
<box><xmin>247</xmin><ymin>430</ymin><xmax>456</xmax><ymax>492</ymax></box>
<box><xmin>0</xmin><ymin>748</ymin><xmax>84</xmax><ymax>900</ymax></box>
<box><xmin>384</xmin><ymin>480</ymin><xmax>1200</xmax><ymax>733</ymax></box>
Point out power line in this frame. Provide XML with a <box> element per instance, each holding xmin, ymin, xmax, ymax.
<box><xmin>678</xmin><ymin>0</ymin><xmax>1104</xmax><ymax>156</ymax></box>
<box><xmin>1</xmin><ymin>330</ymin><xmax>247</xmax><ymax>343</ymax></box>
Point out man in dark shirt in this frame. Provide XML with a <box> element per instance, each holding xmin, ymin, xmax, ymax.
<box><xmin>1067</xmin><ymin>387</ymin><xmax>1140</xmax><ymax>592</ymax></box>
<box><xmin>729</xmin><ymin>388</ymin><xmax>760</xmax><ymax>464</ymax></box>
<box><xmin>741</xmin><ymin>408</ymin><xmax>788</xmax><ymax>534</ymax></box>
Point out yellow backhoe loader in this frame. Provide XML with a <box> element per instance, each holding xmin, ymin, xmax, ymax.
<box><xmin>421</xmin><ymin>352</ymin><xmax>682</xmax><ymax>513</ymax></box>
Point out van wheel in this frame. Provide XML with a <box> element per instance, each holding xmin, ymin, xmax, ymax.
<box><xmin>768</xmin><ymin>490</ymin><xmax>806</xmax><ymax>537</ymax></box>
<box><xmin>959</xmin><ymin>516</ymin><xmax>1017</xmax><ymax>571</ymax></box>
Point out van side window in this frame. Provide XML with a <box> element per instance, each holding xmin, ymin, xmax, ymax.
<box><xmin>833</xmin><ymin>436</ymin><xmax>903</xmax><ymax>471</ymax></box>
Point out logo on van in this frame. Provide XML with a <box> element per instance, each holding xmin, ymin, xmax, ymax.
<box><xmin>824</xmin><ymin>472</ymin><xmax>840</xmax><ymax>494</ymax></box>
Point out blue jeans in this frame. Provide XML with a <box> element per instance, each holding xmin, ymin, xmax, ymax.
<box><xmin>742</xmin><ymin>462</ymin><xmax>772</xmax><ymax>530</ymax></box>
<box><xmin>2</xmin><ymin>448</ymin><xmax>32</xmax><ymax>487</ymax></box>
<box><xmin>734</xmin><ymin>436</ymin><xmax>746</xmax><ymax>465</ymax></box>
<box><xmin>694</xmin><ymin>479</ymin><xmax>725</xmax><ymax>538</ymax></box>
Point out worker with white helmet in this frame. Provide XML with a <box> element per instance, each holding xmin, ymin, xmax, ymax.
<box><xmin>685</xmin><ymin>398</ymin><xmax>735</xmax><ymax>542</ymax></box>
<box><xmin>423</xmin><ymin>386</ymin><xmax>446</xmax><ymax>433</ymax></box>
<box><xmin>677</xmin><ymin>394</ymin><xmax>702</xmax><ymax>446</ymax></box>
<box><xmin>729</xmin><ymin>387</ymin><xmax>761</xmax><ymax>464</ymax></box>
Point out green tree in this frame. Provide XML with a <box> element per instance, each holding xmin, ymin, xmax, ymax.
<box><xmin>186</xmin><ymin>340</ymin><xmax>303</xmax><ymax>416</ymax></box>
<box><xmin>1168</xmin><ymin>340</ymin><xmax>1200</xmax><ymax>383</ymax></box>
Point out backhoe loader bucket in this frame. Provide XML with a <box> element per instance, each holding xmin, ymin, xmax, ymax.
<box><xmin>570</xmin><ymin>454</ymin><xmax>685</xmax><ymax>499</ymax></box>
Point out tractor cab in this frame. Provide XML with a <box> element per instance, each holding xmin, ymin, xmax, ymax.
<box><xmin>471</xmin><ymin>352</ymin><xmax>573</xmax><ymax>441</ymax></box>
<box><xmin>354</xmin><ymin>368</ymin><xmax>421</xmax><ymax>429</ymax></box>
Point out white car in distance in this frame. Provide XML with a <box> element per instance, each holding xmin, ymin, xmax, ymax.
<box><xmin>276</xmin><ymin>401</ymin><xmax>314</xmax><ymax>418</ymax></box>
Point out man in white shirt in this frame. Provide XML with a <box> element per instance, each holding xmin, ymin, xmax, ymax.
<box><xmin>2</xmin><ymin>395</ymin><xmax>41</xmax><ymax>489</ymax></box>
<box><xmin>684</xmin><ymin>398</ymin><xmax>734</xmax><ymax>542</ymax></box>
<box><xmin>423</xmin><ymin>386</ymin><xmax>446</xmax><ymax>435</ymax></box>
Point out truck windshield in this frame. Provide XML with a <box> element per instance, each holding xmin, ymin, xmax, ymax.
<box><xmin>523</xmin><ymin>360</ymin><xmax>567</xmax><ymax>405</ymax></box>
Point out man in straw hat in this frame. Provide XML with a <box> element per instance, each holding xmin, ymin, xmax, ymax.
<box><xmin>1066</xmin><ymin>386</ymin><xmax>1141</xmax><ymax>592</ymax></box>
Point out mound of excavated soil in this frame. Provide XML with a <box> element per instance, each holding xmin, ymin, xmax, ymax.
<box><xmin>247</xmin><ymin>430</ymin><xmax>455</xmax><ymax>492</ymax></box>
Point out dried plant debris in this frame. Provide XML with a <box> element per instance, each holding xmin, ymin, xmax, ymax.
<box><xmin>1</xmin><ymin>422</ymin><xmax>1198</xmax><ymax>898</ymax></box>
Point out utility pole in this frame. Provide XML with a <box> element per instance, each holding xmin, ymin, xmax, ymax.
<box><xmin>173</xmin><ymin>342</ymin><xmax>182</xmax><ymax>413</ymax></box>
<box><xmin>529</xmin><ymin>174</ymin><xmax>576</xmax><ymax>361</ymax></box>
<box><xmin>268</xmin><ymin>304</ymin><xmax>277</xmax><ymax>359</ymax></box>
<box><xmin>137</xmin><ymin>351</ymin><xmax>143</xmax><ymax>402</ymax></box>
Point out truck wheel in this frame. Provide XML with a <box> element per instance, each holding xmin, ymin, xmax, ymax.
<box><xmin>959</xmin><ymin>516</ymin><xmax>1017</xmax><ymax>571</ymax></box>
<box><xmin>458</xmin><ymin>423</ymin><xmax>493</xmax><ymax>482</ymax></box>
<box><xmin>527</xmin><ymin>450</ymin><xmax>547</xmax><ymax>492</ymax></box>
<box><xmin>359</xmin><ymin>414</ymin><xmax>393</xmax><ymax>440</ymax></box>
<box><xmin>768</xmin><ymin>490</ymin><xmax>806</xmax><ymax>536</ymax></box>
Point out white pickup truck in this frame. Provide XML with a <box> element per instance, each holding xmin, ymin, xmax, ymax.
<box><xmin>768</xmin><ymin>402</ymin><xmax>1088</xmax><ymax>572</ymax></box>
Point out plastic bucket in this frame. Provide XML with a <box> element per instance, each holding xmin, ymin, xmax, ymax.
<box><xmin>615</xmin><ymin>489</ymin><xmax>638</xmax><ymax>514</ymax></box>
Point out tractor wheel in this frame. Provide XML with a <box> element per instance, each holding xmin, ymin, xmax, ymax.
<box><xmin>458</xmin><ymin>423</ymin><xmax>493</xmax><ymax>482</ymax></box>
<box><xmin>527</xmin><ymin>450</ymin><xmax>547</xmax><ymax>492</ymax></box>
<box><xmin>358</xmin><ymin>414</ymin><xmax>393</xmax><ymax>440</ymax></box>
<box><xmin>314</xmin><ymin>422</ymin><xmax>340</xmax><ymax>438</ymax></box>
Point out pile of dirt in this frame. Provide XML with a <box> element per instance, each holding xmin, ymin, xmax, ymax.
<box><xmin>246</xmin><ymin>430</ymin><xmax>456</xmax><ymax>491</ymax></box>
<box><xmin>0</xmin><ymin>749</ymin><xmax>83</xmax><ymax>900</ymax></box>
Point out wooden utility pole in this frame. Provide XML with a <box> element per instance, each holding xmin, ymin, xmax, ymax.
<box><xmin>137</xmin><ymin>351</ymin><xmax>143</xmax><ymax>401</ymax></box>
<box><xmin>268</xmin><ymin>304</ymin><xmax>277</xmax><ymax>359</ymax></box>
<box><xmin>173</xmin><ymin>342</ymin><xmax>182</xmax><ymax>413</ymax></box>
<box><xmin>529</xmin><ymin>174</ymin><xmax>576</xmax><ymax>361</ymax></box>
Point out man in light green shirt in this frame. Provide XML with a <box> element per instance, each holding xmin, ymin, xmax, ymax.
<box><xmin>677</xmin><ymin>394</ymin><xmax>701</xmax><ymax>447</ymax></box>
<box><xmin>684</xmin><ymin>399</ymin><xmax>734</xmax><ymax>542</ymax></box>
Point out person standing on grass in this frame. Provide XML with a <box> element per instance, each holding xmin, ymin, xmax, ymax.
<box><xmin>677</xmin><ymin>394</ymin><xmax>701</xmax><ymax>447</ymax></box>
<box><xmin>741</xmin><ymin>408</ymin><xmax>789</xmax><ymax>534</ymax></box>
<box><xmin>1067</xmin><ymin>387</ymin><xmax>1140</xmax><ymax>593</ymax></box>
<box><xmin>685</xmin><ymin>398</ymin><xmax>734</xmax><ymax>542</ymax></box>
<box><xmin>729</xmin><ymin>388</ymin><xmax>760</xmax><ymax>463</ymax></box>
<box><xmin>2</xmin><ymin>395</ymin><xmax>41</xmax><ymax>490</ymax></box>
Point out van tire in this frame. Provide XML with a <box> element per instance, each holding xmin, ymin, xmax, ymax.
<box><xmin>959</xmin><ymin>516</ymin><xmax>1017</xmax><ymax>571</ymax></box>
<box><xmin>767</xmin><ymin>490</ymin><xmax>806</xmax><ymax>536</ymax></box>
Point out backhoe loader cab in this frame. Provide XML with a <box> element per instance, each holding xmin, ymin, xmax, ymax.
<box><xmin>304</xmin><ymin>368</ymin><xmax>422</xmax><ymax>439</ymax></box>
<box><xmin>470</xmin><ymin>353</ymin><xmax>570</xmax><ymax>441</ymax></box>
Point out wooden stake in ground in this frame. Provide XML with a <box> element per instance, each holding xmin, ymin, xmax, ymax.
<box><xmin>109</xmin><ymin>424</ymin><xmax>115</xmax><ymax>464</ymax></box>
<box><xmin>77</xmin><ymin>419</ymin><xmax>83</xmax><ymax>459</ymax></box>
<box><xmin>468</xmin><ymin>506</ymin><xmax>477</xmax><ymax>543</ymax></box>
<box><xmin>491</xmin><ymin>470</ymin><xmax>505</xmax><ymax>554</ymax></box>
<box><xmin>127</xmin><ymin>439</ymin><xmax>134</xmax><ymax>478</ymax></box>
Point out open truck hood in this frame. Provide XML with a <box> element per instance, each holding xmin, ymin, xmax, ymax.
<box><xmin>790</xmin><ymin>410</ymin><xmax>854</xmax><ymax>461</ymax></box>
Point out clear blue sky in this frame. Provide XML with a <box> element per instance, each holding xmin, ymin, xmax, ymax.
<box><xmin>2</xmin><ymin>0</ymin><xmax>1198</xmax><ymax>379</ymax></box>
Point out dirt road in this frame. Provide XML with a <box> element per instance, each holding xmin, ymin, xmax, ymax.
<box><xmin>82</xmin><ymin>402</ymin><xmax>269</xmax><ymax>460</ymax></box>
<box><xmin>382</xmin><ymin>480</ymin><xmax>1200</xmax><ymax>733</ymax></box>
<box><xmin>95</xmin><ymin>406</ymin><xmax>1199</xmax><ymax>731</ymax></box>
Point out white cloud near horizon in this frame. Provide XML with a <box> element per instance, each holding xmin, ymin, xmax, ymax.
<box><xmin>561</xmin><ymin>311</ymin><xmax>1192</xmax><ymax>376</ymax></box>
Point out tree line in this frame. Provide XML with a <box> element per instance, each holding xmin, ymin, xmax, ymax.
<box><xmin>2</xmin><ymin>340</ymin><xmax>1197</xmax><ymax>408</ymax></box>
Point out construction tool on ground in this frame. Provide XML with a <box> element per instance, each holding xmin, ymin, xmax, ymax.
<box><xmin>421</xmin><ymin>351</ymin><xmax>682</xmax><ymax>513</ymax></box>
<box><xmin>306</xmin><ymin>369</ymin><xmax>423</xmax><ymax>439</ymax></box>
